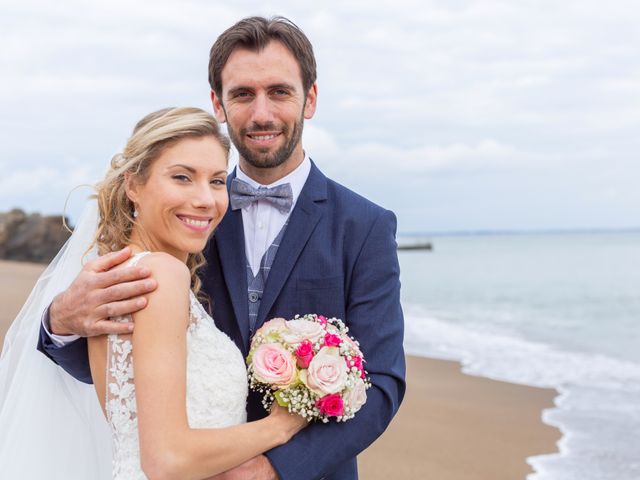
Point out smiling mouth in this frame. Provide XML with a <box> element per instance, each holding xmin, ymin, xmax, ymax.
<box><xmin>247</xmin><ymin>133</ymin><xmax>281</xmax><ymax>141</ymax></box>
<box><xmin>177</xmin><ymin>215</ymin><xmax>212</xmax><ymax>230</ymax></box>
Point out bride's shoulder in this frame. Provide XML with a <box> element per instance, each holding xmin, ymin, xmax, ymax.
<box><xmin>131</xmin><ymin>252</ymin><xmax>191</xmax><ymax>326</ymax></box>
<box><xmin>138</xmin><ymin>252</ymin><xmax>189</xmax><ymax>275</ymax></box>
<box><xmin>136</xmin><ymin>251</ymin><xmax>189</xmax><ymax>280</ymax></box>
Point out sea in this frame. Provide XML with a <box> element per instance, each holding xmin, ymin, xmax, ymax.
<box><xmin>398</xmin><ymin>231</ymin><xmax>640</xmax><ymax>480</ymax></box>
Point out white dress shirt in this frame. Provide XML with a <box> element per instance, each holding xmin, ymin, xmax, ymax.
<box><xmin>44</xmin><ymin>318</ymin><xmax>80</xmax><ymax>347</ymax></box>
<box><xmin>235</xmin><ymin>156</ymin><xmax>311</xmax><ymax>277</ymax></box>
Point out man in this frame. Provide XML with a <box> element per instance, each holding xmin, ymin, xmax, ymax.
<box><xmin>39</xmin><ymin>16</ymin><xmax>405</xmax><ymax>480</ymax></box>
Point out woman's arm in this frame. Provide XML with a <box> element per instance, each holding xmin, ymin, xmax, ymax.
<box><xmin>133</xmin><ymin>253</ymin><xmax>305</xmax><ymax>480</ymax></box>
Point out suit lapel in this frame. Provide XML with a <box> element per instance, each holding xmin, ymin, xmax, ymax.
<box><xmin>256</xmin><ymin>161</ymin><xmax>328</xmax><ymax>327</ymax></box>
<box><xmin>215</xmin><ymin>170</ymin><xmax>250</xmax><ymax>347</ymax></box>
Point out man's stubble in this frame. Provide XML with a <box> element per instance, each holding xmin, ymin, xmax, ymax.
<box><xmin>224</xmin><ymin>108</ymin><xmax>305</xmax><ymax>170</ymax></box>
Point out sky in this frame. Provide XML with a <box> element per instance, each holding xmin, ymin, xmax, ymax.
<box><xmin>1</xmin><ymin>0</ymin><xmax>639</xmax><ymax>233</ymax></box>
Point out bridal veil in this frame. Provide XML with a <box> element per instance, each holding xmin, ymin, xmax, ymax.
<box><xmin>0</xmin><ymin>199</ymin><xmax>111</xmax><ymax>478</ymax></box>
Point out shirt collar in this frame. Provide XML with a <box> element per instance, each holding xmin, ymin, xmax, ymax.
<box><xmin>235</xmin><ymin>154</ymin><xmax>311</xmax><ymax>206</ymax></box>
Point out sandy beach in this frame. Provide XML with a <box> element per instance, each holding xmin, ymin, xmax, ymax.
<box><xmin>0</xmin><ymin>259</ymin><xmax>560</xmax><ymax>479</ymax></box>
<box><xmin>0</xmin><ymin>260</ymin><xmax>46</xmax><ymax>345</ymax></box>
<box><xmin>359</xmin><ymin>356</ymin><xmax>560</xmax><ymax>479</ymax></box>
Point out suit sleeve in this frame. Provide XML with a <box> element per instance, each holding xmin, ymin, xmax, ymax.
<box><xmin>36</xmin><ymin>307</ymin><xmax>93</xmax><ymax>384</ymax></box>
<box><xmin>265</xmin><ymin>209</ymin><xmax>406</xmax><ymax>479</ymax></box>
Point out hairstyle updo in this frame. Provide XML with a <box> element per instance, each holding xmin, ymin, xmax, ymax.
<box><xmin>92</xmin><ymin>107</ymin><xmax>230</xmax><ymax>295</ymax></box>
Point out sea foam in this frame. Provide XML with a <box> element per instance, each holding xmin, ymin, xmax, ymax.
<box><xmin>403</xmin><ymin>304</ymin><xmax>640</xmax><ymax>480</ymax></box>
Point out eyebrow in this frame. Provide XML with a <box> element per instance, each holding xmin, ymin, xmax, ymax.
<box><xmin>269</xmin><ymin>82</ymin><xmax>296</xmax><ymax>91</ymax></box>
<box><xmin>227</xmin><ymin>82</ymin><xmax>297</xmax><ymax>97</ymax></box>
<box><xmin>169</xmin><ymin>164</ymin><xmax>228</xmax><ymax>176</ymax></box>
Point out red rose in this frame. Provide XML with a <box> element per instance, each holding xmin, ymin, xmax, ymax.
<box><xmin>346</xmin><ymin>355</ymin><xmax>366</xmax><ymax>379</ymax></box>
<box><xmin>316</xmin><ymin>393</ymin><xmax>344</xmax><ymax>417</ymax></box>
<box><xmin>295</xmin><ymin>340</ymin><xmax>315</xmax><ymax>368</ymax></box>
<box><xmin>324</xmin><ymin>333</ymin><xmax>342</xmax><ymax>347</ymax></box>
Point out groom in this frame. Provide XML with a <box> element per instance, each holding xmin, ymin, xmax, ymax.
<box><xmin>39</xmin><ymin>16</ymin><xmax>405</xmax><ymax>480</ymax></box>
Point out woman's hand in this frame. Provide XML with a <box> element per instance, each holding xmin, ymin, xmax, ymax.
<box><xmin>268</xmin><ymin>403</ymin><xmax>308</xmax><ymax>443</ymax></box>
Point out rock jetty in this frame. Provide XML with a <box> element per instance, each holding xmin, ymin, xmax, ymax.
<box><xmin>0</xmin><ymin>209</ymin><xmax>71</xmax><ymax>263</ymax></box>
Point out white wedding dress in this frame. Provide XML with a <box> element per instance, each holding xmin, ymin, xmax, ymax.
<box><xmin>106</xmin><ymin>252</ymin><xmax>248</xmax><ymax>479</ymax></box>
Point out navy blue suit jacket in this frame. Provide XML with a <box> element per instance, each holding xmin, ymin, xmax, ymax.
<box><xmin>39</xmin><ymin>161</ymin><xmax>406</xmax><ymax>480</ymax></box>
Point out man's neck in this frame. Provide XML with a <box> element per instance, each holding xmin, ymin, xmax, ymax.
<box><xmin>238</xmin><ymin>149</ymin><xmax>305</xmax><ymax>186</ymax></box>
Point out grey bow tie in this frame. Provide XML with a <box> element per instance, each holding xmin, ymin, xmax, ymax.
<box><xmin>229</xmin><ymin>178</ymin><xmax>293</xmax><ymax>214</ymax></box>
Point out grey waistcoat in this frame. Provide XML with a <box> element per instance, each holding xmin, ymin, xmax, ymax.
<box><xmin>246</xmin><ymin>221</ymin><xmax>289</xmax><ymax>334</ymax></box>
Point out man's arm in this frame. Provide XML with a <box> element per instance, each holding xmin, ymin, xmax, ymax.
<box><xmin>264</xmin><ymin>209</ymin><xmax>406</xmax><ymax>480</ymax></box>
<box><xmin>208</xmin><ymin>455</ymin><xmax>277</xmax><ymax>480</ymax></box>
<box><xmin>36</xmin><ymin>247</ymin><xmax>158</xmax><ymax>383</ymax></box>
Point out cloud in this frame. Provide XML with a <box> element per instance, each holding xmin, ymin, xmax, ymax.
<box><xmin>0</xmin><ymin>0</ymin><xmax>638</xmax><ymax>230</ymax></box>
<box><xmin>304</xmin><ymin>124</ymin><xmax>583</xmax><ymax>178</ymax></box>
<box><xmin>0</xmin><ymin>158</ymin><xmax>97</xmax><ymax>218</ymax></box>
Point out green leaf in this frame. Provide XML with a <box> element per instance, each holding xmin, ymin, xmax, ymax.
<box><xmin>274</xmin><ymin>390</ymin><xmax>290</xmax><ymax>407</ymax></box>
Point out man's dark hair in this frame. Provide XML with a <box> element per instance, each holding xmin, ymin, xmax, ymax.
<box><xmin>208</xmin><ymin>16</ymin><xmax>317</xmax><ymax>99</ymax></box>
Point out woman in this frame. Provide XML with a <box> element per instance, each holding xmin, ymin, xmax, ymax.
<box><xmin>0</xmin><ymin>107</ymin><xmax>306</xmax><ymax>479</ymax></box>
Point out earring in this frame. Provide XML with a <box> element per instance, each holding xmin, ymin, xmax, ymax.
<box><xmin>133</xmin><ymin>208</ymin><xmax>139</xmax><ymax>219</ymax></box>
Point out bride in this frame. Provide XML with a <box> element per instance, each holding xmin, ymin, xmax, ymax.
<box><xmin>0</xmin><ymin>107</ymin><xmax>306</xmax><ymax>479</ymax></box>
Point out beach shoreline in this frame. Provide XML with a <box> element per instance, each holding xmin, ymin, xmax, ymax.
<box><xmin>1</xmin><ymin>259</ymin><xmax>561</xmax><ymax>479</ymax></box>
<box><xmin>359</xmin><ymin>355</ymin><xmax>560</xmax><ymax>479</ymax></box>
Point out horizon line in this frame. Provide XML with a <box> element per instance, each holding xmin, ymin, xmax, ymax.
<box><xmin>398</xmin><ymin>227</ymin><xmax>640</xmax><ymax>237</ymax></box>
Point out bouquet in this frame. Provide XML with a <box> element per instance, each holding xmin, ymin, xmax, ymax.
<box><xmin>247</xmin><ymin>314</ymin><xmax>371</xmax><ymax>422</ymax></box>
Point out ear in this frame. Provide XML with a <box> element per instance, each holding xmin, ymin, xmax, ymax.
<box><xmin>303</xmin><ymin>82</ymin><xmax>318</xmax><ymax>120</ymax></box>
<box><xmin>124</xmin><ymin>172</ymin><xmax>140</xmax><ymax>204</ymax></box>
<box><xmin>211</xmin><ymin>90</ymin><xmax>227</xmax><ymax>123</ymax></box>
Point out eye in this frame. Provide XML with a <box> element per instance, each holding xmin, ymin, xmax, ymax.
<box><xmin>272</xmin><ymin>88</ymin><xmax>290</xmax><ymax>96</ymax></box>
<box><xmin>232</xmin><ymin>90</ymin><xmax>252</xmax><ymax>100</ymax></box>
<box><xmin>172</xmin><ymin>174</ymin><xmax>191</xmax><ymax>182</ymax></box>
<box><xmin>210</xmin><ymin>178</ymin><xmax>226</xmax><ymax>186</ymax></box>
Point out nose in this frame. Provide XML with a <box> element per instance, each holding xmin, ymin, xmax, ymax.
<box><xmin>250</xmin><ymin>93</ymin><xmax>275</xmax><ymax>126</ymax></box>
<box><xmin>192</xmin><ymin>181</ymin><xmax>215</xmax><ymax>210</ymax></box>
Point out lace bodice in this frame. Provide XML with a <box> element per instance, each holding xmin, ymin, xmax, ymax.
<box><xmin>106</xmin><ymin>253</ymin><xmax>248</xmax><ymax>479</ymax></box>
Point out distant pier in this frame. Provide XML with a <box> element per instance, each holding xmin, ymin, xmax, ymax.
<box><xmin>397</xmin><ymin>240</ymin><xmax>433</xmax><ymax>251</ymax></box>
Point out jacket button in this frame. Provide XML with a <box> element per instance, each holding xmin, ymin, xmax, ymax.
<box><xmin>249</xmin><ymin>292</ymin><xmax>260</xmax><ymax>303</ymax></box>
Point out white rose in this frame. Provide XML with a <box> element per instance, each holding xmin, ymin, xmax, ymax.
<box><xmin>342</xmin><ymin>334</ymin><xmax>363</xmax><ymax>357</ymax></box>
<box><xmin>326</xmin><ymin>324</ymin><xmax>340</xmax><ymax>334</ymax></box>
<box><xmin>343</xmin><ymin>377</ymin><xmax>367</xmax><ymax>413</ymax></box>
<box><xmin>300</xmin><ymin>347</ymin><xmax>348</xmax><ymax>396</ymax></box>
<box><xmin>281</xmin><ymin>319</ymin><xmax>325</xmax><ymax>344</ymax></box>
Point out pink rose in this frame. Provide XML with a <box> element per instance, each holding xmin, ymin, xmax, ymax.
<box><xmin>251</xmin><ymin>343</ymin><xmax>297</xmax><ymax>386</ymax></box>
<box><xmin>316</xmin><ymin>393</ymin><xmax>344</xmax><ymax>417</ymax></box>
<box><xmin>295</xmin><ymin>340</ymin><xmax>315</xmax><ymax>368</ymax></box>
<box><xmin>254</xmin><ymin>317</ymin><xmax>286</xmax><ymax>337</ymax></box>
<box><xmin>343</xmin><ymin>378</ymin><xmax>367</xmax><ymax>414</ymax></box>
<box><xmin>317</xmin><ymin>315</ymin><xmax>328</xmax><ymax>326</ymax></box>
<box><xmin>281</xmin><ymin>319</ymin><xmax>325</xmax><ymax>344</ymax></box>
<box><xmin>323</xmin><ymin>333</ymin><xmax>342</xmax><ymax>347</ymax></box>
<box><xmin>300</xmin><ymin>347</ymin><xmax>348</xmax><ymax>395</ymax></box>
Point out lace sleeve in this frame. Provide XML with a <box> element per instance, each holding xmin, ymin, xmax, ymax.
<box><xmin>106</xmin><ymin>332</ymin><xmax>136</xmax><ymax>426</ymax></box>
<box><xmin>104</xmin><ymin>251</ymin><xmax>150</xmax><ymax>478</ymax></box>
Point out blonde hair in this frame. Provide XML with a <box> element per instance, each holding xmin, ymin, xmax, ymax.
<box><xmin>92</xmin><ymin>107</ymin><xmax>230</xmax><ymax>295</ymax></box>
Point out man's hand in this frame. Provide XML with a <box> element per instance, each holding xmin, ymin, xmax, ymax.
<box><xmin>49</xmin><ymin>247</ymin><xmax>158</xmax><ymax>337</ymax></box>
<box><xmin>210</xmin><ymin>455</ymin><xmax>279</xmax><ymax>480</ymax></box>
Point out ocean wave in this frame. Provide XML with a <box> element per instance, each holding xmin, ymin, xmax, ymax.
<box><xmin>403</xmin><ymin>304</ymin><xmax>640</xmax><ymax>391</ymax></box>
<box><xmin>403</xmin><ymin>304</ymin><xmax>640</xmax><ymax>480</ymax></box>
